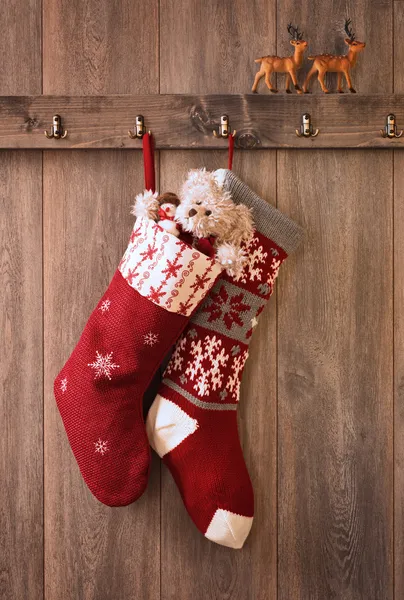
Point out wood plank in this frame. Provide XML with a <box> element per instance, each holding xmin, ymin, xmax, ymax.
<box><xmin>43</xmin><ymin>0</ymin><xmax>160</xmax><ymax>598</ymax></box>
<box><xmin>393</xmin><ymin>3</ymin><xmax>404</xmax><ymax>597</ymax></box>
<box><xmin>0</xmin><ymin>1</ymin><xmax>41</xmax><ymax>95</ymax></box>
<box><xmin>277</xmin><ymin>149</ymin><xmax>394</xmax><ymax>599</ymax></box>
<box><xmin>0</xmin><ymin>1</ymin><xmax>42</xmax><ymax>599</ymax></box>
<box><xmin>277</xmin><ymin>2</ymin><xmax>394</xmax><ymax>597</ymax></box>
<box><xmin>1</xmin><ymin>94</ymin><xmax>404</xmax><ymax>149</ymax></box>
<box><xmin>0</xmin><ymin>151</ymin><xmax>43</xmax><ymax>600</ymax></box>
<box><xmin>159</xmin><ymin>0</ymin><xmax>278</xmax><ymax>596</ymax></box>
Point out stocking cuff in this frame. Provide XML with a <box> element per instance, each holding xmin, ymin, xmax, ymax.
<box><xmin>215</xmin><ymin>169</ymin><xmax>304</xmax><ymax>255</ymax></box>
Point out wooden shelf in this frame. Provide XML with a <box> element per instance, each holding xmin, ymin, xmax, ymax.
<box><xmin>1</xmin><ymin>94</ymin><xmax>404</xmax><ymax>149</ymax></box>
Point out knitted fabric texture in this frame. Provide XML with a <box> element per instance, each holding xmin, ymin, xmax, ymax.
<box><xmin>55</xmin><ymin>217</ymin><xmax>221</xmax><ymax>506</ymax></box>
<box><xmin>147</xmin><ymin>171</ymin><xmax>304</xmax><ymax>548</ymax></box>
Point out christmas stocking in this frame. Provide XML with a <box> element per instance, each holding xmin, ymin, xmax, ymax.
<box><xmin>146</xmin><ymin>170</ymin><xmax>304</xmax><ymax>548</ymax></box>
<box><xmin>54</xmin><ymin>207</ymin><xmax>221</xmax><ymax>506</ymax></box>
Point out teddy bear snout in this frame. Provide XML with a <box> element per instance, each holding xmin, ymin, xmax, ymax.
<box><xmin>205</xmin><ymin>210</ymin><xmax>212</xmax><ymax>216</ymax></box>
<box><xmin>188</xmin><ymin>208</ymin><xmax>197</xmax><ymax>217</ymax></box>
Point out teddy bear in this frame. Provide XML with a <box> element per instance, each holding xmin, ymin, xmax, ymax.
<box><xmin>131</xmin><ymin>169</ymin><xmax>254</xmax><ymax>277</ymax></box>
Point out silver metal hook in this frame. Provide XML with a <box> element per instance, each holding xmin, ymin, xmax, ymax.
<box><xmin>296</xmin><ymin>113</ymin><xmax>319</xmax><ymax>137</ymax></box>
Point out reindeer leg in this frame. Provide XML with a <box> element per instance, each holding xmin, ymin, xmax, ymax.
<box><xmin>343</xmin><ymin>69</ymin><xmax>356</xmax><ymax>93</ymax></box>
<box><xmin>303</xmin><ymin>65</ymin><xmax>317</xmax><ymax>93</ymax></box>
<box><xmin>252</xmin><ymin>69</ymin><xmax>265</xmax><ymax>93</ymax></box>
<box><xmin>288</xmin><ymin>68</ymin><xmax>302</xmax><ymax>94</ymax></box>
<box><xmin>318</xmin><ymin>69</ymin><xmax>330</xmax><ymax>93</ymax></box>
<box><xmin>337</xmin><ymin>72</ymin><xmax>344</xmax><ymax>93</ymax></box>
<box><xmin>285</xmin><ymin>74</ymin><xmax>292</xmax><ymax>94</ymax></box>
<box><xmin>264</xmin><ymin>68</ymin><xmax>278</xmax><ymax>93</ymax></box>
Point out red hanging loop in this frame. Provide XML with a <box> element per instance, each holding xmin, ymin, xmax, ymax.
<box><xmin>142</xmin><ymin>132</ymin><xmax>156</xmax><ymax>193</ymax></box>
<box><xmin>228</xmin><ymin>134</ymin><xmax>235</xmax><ymax>171</ymax></box>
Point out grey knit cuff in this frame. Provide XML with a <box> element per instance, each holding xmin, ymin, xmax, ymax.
<box><xmin>216</xmin><ymin>169</ymin><xmax>304</xmax><ymax>255</ymax></box>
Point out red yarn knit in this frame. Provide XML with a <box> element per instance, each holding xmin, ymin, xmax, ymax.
<box><xmin>55</xmin><ymin>217</ymin><xmax>220</xmax><ymax>506</ymax></box>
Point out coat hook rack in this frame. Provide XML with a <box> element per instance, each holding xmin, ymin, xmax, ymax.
<box><xmin>128</xmin><ymin>115</ymin><xmax>150</xmax><ymax>139</ymax></box>
<box><xmin>380</xmin><ymin>114</ymin><xmax>403</xmax><ymax>139</ymax></box>
<box><xmin>213</xmin><ymin>115</ymin><xmax>236</xmax><ymax>138</ymax></box>
<box><xmin>44</xmin><ymin>115</ymin><xmax>68</xmax><ymax>139</ymax></box>
<box><xmin>296</xmin><ymin>113</ymin><xmax>319</xmax><ymax>137</ymax></box>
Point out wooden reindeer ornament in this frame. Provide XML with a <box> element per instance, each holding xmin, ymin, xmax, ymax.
<box><xmin>252</xmin><ymin>24</ymin><xmax>308</xmax><ymax>94</ymax></box>
<box><xmin>303</xmin><ymin>19</ymin><xmax>366</xmax><ymax>94</ymax></box>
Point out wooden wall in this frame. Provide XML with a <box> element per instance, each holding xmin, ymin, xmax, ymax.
<box><xmin>0</xmin><ymin>1</ymin><xmax>401</xmax><ymax>600</ymax></box>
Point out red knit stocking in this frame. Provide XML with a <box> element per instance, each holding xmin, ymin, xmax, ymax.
<box><xmin>147</xmin><ymin>169</ymin><xmax>304</xmax><ymax>547</ymax></box>
<box><xmin>55</xmin><ymin>215</ymin><xmax>221</xmax><ymax>506</ymax></box>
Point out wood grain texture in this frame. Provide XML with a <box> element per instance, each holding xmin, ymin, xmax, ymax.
<box><xmin>277</xmin><ymin>150</ymin><xmax>394</xmax><ymax>600</ymax></box>
<box><xmin>0</xmin><ymin>151</ymin><xmax>43</xmax><ymax>600</ymax></box>
<box><xmin>394</xmin><ymin>3</ymin><xmax>404</xmax><ymax>597</ymax></box>
<box><xmin>2</xmin><ymin>94</ymin><xmax>404</xmax><ymax>149</ymax></box>
<box><xmin>160</xmin><ymin>0</ymin><xmax>276</xmax><ymax>94</ymax></box>
<box><xmin>43</xmin><ymin>0</ymin><xmax>160</xmax><ymax>598</ymax></box>
<box><xmin>0</xmin><ymin>0</ymin><xmax>41</xmax><ymax>95</ymax></box>
<box><xmin>0</xmin><ymin>0</ymin><xmax>43</xmax><ymax>599</ymax></box>
<box><xmin>43</xmin><ymin>0</ymin><xmax>158</xmax><ymax>95</ymax></box>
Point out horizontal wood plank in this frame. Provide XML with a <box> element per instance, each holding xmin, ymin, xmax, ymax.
<box><xmin>1</xmin><ymin>94</ymin><xmax>404</xmax><ymax>149</ymax></box>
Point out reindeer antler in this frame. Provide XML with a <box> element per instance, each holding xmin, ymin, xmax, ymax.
<box><xmin>287</xmin><ymin>23</ymin><xmax>303</xmax><ymax>41</ymax></box>
<box><xmin>344</xmin><ymin>18</ymin><xmax>356</xmax><ymax>42</ymax></box>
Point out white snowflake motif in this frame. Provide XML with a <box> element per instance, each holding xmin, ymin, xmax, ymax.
<box><xmin>165</xmin><ymin>335</ymin><xmax>187</xmax><ymax>375</ymax></box>
<box><xmin>99</xmin><ymin>299</ymin><xmax>111</xmax><ymax>313</ymax></box>
<box><xmin>228</xmin><ymin>350</ymin><xmax>249</xmax><ymax>402</ymax></box>
<box><xmin>94</xmin><ymin>439</ymin><xmax>109</xmax><ymax>455</ymax></box>
<box><xmin>143</xmin><ymin>332</ymin><xmax>159</xmax><ymax>346</ymax></box>
<box><xmin>88</xmin><ymin>351</ymin><xmax>120</xmax><ymax>380</ymax></box>
<box><xmin>60</xmin><ymin>378</ymin><xmax>68</xmax><ymax>393</ymax></box>
<box><xmin>268</xmin><ymin>259</ymin><xmax>281</xmax><ymax>287</ymax></box>
<box><xmin>185</xmin><ymin>335</ymin><xmax>229</xmax><ymax>397</ymax></box>
<box><xmin>234</xmin><ymin>236</ymin><xmax>268</xmax><ymax>284</ymax></box>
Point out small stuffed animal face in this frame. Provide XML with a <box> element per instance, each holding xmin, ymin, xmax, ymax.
<box><xmin>176</xmin><ymin>169</ymin><xmax>238</xmax><ymax>241</ymax></box>
<box><xmin>159</xmin><ymin>202</ymin><xmax>177</xmax><ymax>219</ymax></box>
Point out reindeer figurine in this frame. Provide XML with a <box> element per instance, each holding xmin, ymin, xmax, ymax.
<box><xmin>303</xmin><ymin>19</ymin><xmax>366</xmax><ymax>94</ymax></box>
<box><xmin>252</xmin><ymin>24</ymin><xmax>308</xmax><ymax>94</ymax></box>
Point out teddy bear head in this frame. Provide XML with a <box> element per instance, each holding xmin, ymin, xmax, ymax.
<box><xmin>175</xmin><ymin>169</ymin><xmax>253</xmax><ymax>249</ymax></box>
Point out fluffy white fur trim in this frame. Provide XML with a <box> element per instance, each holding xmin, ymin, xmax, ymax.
<box><xmin>131</xmin><ymin>190</ymin><xmax>159</xmax><ymax>220</ymax></box>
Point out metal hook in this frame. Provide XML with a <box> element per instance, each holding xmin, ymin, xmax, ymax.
<box><xmin>380</xmin><ymin>114</ymin><xmax>403</xmax><ymax>139</ymax></box>
<box><xmin>296</xmin><ymin>113</ymin><xmax>319</xmax><ymax>138</ymax></box>
<box><xmin>128</xmin><ymin>115</ymin><xmax>151</xmax><ymax>139</ymax></box>
<box><xmin>44</xmin><ymin>115</ymin><xmax>68</xmax><ymax>139</ymax></box>
<box><xmin>213</xmin><ymin>115</ymin><xmax>236</xmax><ymax>139</ymax></box>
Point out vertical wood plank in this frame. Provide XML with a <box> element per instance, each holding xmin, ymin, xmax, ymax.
<box><xmin>393</xmin><ymin>4</ymin><xmax>404</xmax><ymax>597</ymax></box>
<box><xmin>0</xmin><ymin>1</ymin><xmax>43</xmax><ymax>599</ymax></box>
<box><xmin>277</xmin><ymin>2</ymin><xmax>394</xmax><ymax>597</ymax></box>
<box><xmin>159</xmin><ymin>1</ymin><xmax>277</xmax><ymax>596</ymax></box>
<box><xmin>0</xmin><ymin>151</ymin><xmax>43</xmax><ymax>600</ymax></box>
<box><xmin>277</xmin><ymin>150</ymin><xmax>393</xmax><ymax>600</ymax></box>
<box><xmin>43</xmin><ymin>1</ymin><xmax>160</xmax><ymax>599</ymax></box>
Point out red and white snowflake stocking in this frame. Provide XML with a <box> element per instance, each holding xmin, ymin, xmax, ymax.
<box><xmin>146</xmin><ymin>170</ymin><xmax>304</xmax><ymax>548</ymax></box>
<box><xmin>55</xmin><ymin>214</ymin><xmax>221</xmax><ymax>506</ymax></box>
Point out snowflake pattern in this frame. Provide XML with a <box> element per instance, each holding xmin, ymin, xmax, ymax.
<box><xmin>203</xmin><ymin>285</ymin><xmax>251</xmax><ymax>330</ymax></box>
<box><xmin>99</xmin><ymin>299</ymin><xmax>111</xmax><ymax>313</ymax></box>
<box><xmin>60</xmin><ymin>378</ymin><xmax>68</xmax><ymax>393</ymax></box>
<box><xmin>228</xmin><ymin>350</ymin><xmax>249</xmax><ymax>402</ymax></box>
<box><xmin>88</xmin><ymin>351</ymin><xmax>120</xmax><ymax>380</ymax></box>
<box><xmin>234</xmin><ymin>235</ymin><xmax>268</xmax><ymax>284</ymax></box>
<box><xmin>185</xmin><ymin>335</ymin><xmax>229</xmax><ymax>397</ymax></box>
<box><xmin>144</xmin><ymin>332</ymin><xmax>159</xmax><ymax>346</ymax></box>
<box><xmin>94</xmin><ymin>439</ymin><xmax>109</xmax><ymax>455</ymax></box>
<box><xmin>166</xmin><ymin>335</ymin><xmax>187</xmax><ymax>374</ymax></box>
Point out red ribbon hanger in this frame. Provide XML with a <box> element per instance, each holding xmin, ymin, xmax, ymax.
<box><xmin>228</xmin><ymin>133</ymin><xmax>235</xmax><ymax>171</ymax></box>
<box><xmin>142</xmin><ymin>132</ymin><xmax>156</xmax><ymax>193</ymax></box>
